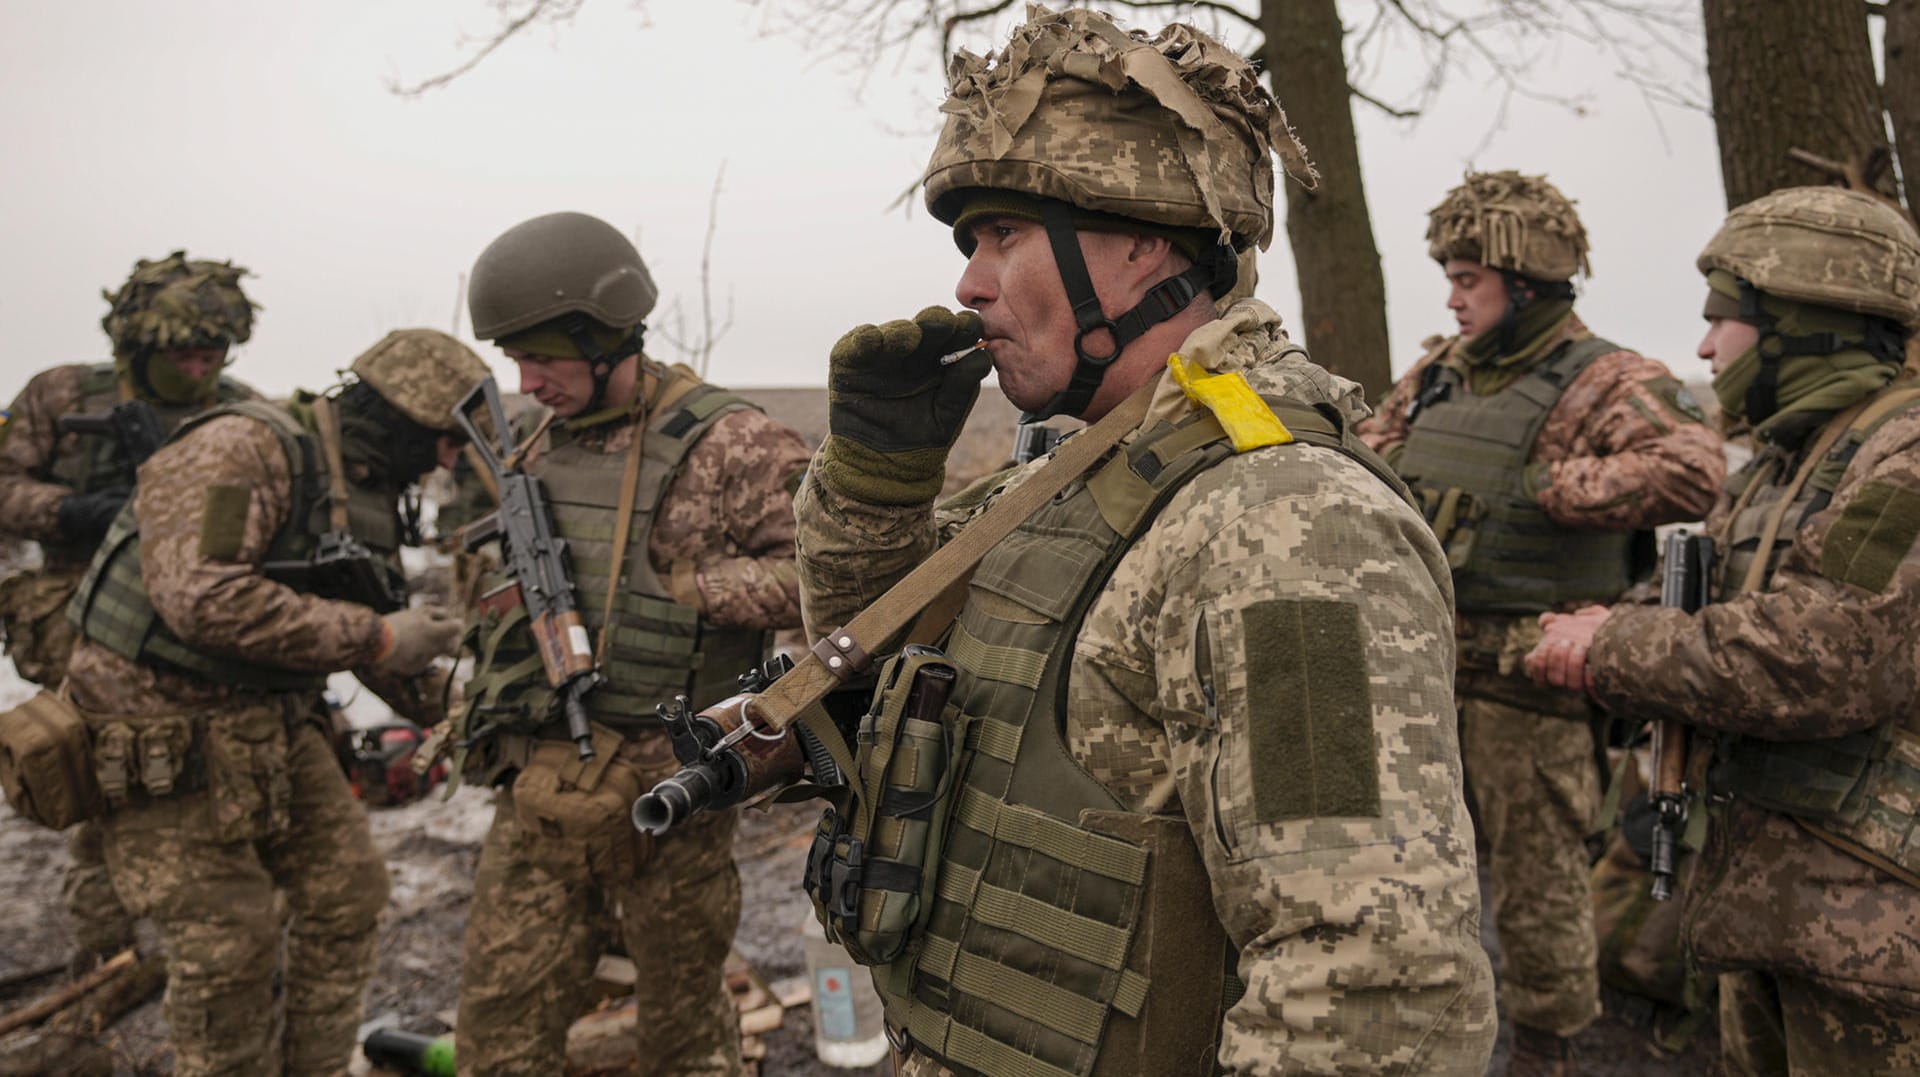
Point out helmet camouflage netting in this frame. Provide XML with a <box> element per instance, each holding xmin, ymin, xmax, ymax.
<box><xmin>1427</xmin><ymin>171</ymin><xmax>1591</xmax><ymax>282</ymax></box>
<box><xmin>101</xmin><ymin>251</ymin><xmax>254</xmax><ymax>361</ymax></box>
<box><xmin>922</xmin><ymin>3</ymin><xmax>1314</xmax><ymax>251</ymax></box>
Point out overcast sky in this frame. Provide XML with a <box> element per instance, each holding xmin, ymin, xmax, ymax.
<box><xmin>0</xmin><ymin>1</ymin><xmax>1726</xmax><ymax>403</ymax></box>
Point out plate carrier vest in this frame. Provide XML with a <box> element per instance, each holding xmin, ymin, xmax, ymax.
<box><xmin>875</xmin><ymin>393</ymin><xmax>1413</xmax><ymax>1077</ymax></box>
<box><xmin>67</xmin><ymin>399</ymin><xmax>403</xmax><ymax>693</ymax></box>
<box><xmin>459</xmin><ymin>383</ymin><xmax>770</xmax><ymax>782</ymax></box>
<box><xmin>1394</xmin><ymin>337</ymin><xmax>1641</xmax><ymax>614</ymax></box>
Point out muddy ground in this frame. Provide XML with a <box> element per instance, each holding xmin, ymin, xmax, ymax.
<box><xmin>0</xmin><ymin>650</ymin><xmax>1715</xmax><ymax>1075</ymax></box>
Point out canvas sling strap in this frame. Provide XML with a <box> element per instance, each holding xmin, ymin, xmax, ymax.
<box><xmin>594</xmin><ymin>366</ymin><xmax>704</xmax><ymax>666</ymax></box>
<box><xmin>751</xmin><ymin>376</ymin><xmax>1159</xmax><ymax>736</ymax></box>
<box><xmin>309</xmin><ymin>394</ymin><xmax>353</xmax><ymax>533</ymax></box>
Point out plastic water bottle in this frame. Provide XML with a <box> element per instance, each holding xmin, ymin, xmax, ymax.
<box><xmin>801</xmin><ymin>916</ymin><xmax>889</xmax><ymax>1067</ymax></box>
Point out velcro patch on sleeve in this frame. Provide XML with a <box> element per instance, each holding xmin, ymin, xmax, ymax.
<box><xmin>198</xmin><ymin>484</ymin><xmax>252</xmax><ymax>561</ymax></box>
<box><xmin>1821</xmin><ymin>479</ymin><xmax>1920</xmax><ymax>594</ymax></box>
<box><xmin>1642</xmin><ymin>375</ymin><xmax>1706</xmax><ymax>424</ymax></box>
<box><xmin>1243</xmin><ymin>598</ymin><xmax>1380</xmax><ymax>823</ymax></box>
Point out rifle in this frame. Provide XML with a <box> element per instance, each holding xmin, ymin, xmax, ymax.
<box><xmin>1649</xmin><ymin>530</ymin><xmax>1714</xmax><ymax>900</ymax></box>
<box><xmin>55</xmin><ymin>399</ymin><xmax>164</xmax><ymax>482</ymax></box>
<box><xmin>453</xmin><ymin>377</ymin><xmax>602</xmax><ymax>761</ymax></box>
<box><xmin>260</xmin><ymin>530</ymin><xmax>408</xmax><ymax>613</ymax></box>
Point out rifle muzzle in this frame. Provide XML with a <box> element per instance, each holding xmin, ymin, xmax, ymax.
<box><xmin>632</xmin><ymin>764</ymin><xmax>723</xmax><ymax>835</ymax></box>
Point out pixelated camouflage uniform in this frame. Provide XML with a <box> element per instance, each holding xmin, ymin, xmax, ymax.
<box><xmin>0</xmin><ymin>361</ymin><xmax>256</xmax><ymax>960</ymax></box>
<box><xmin>1586</xmin><ymin>183</ymin><xmax>1920</xmax><ymax>1075</ymax></box>
<box><xmin>455</xmin><ymin>360</ymin><xmax>809</xmax><ymax>1077</ymax></box>
<box><xmin>798</xmin><ymin>299</ymin><xmax>1498</xmax><ymax>1075</ymax></box>
<box><xmin>63</xmin><ymin>409</ymin><xmax>394</xmax><ymax>1077</ymax></box>
<box><xmin>1360</xmin><ymin>309</ymin><xmax>1724</xmax><ymax>1039</ymax></box>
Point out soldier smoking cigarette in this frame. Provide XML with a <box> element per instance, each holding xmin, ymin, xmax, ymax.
<box><xmin>938</xmin><ymin>344</ymin><xmax>983</xmax><ymax>366</ymax></box>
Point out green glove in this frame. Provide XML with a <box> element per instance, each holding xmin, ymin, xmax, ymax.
<box><xmin>819</xmin><ymin>306</ymin><xmax>990</xmax><ymax>505</ymax></box>
<box><xmin>372</xmin><ymin>607</ymin><xmax>464</xmax><ymax>677</ymax></box>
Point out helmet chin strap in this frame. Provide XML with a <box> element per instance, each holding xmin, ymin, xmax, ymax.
<box><xmin>560</xmin><ymin>315</ymin><xmax>646</xmax><ymax>414</ymax></box>
<box><xmin>1491</xmin><ymin>271</ymin><xmax>1575</xmax><ymax>354</ymax></box>
<box><xmin>1025</xmin><ymin>201</ymin><xmax>1231</xmax><ymax>422</ymax></box>
<box><xmin>1735</xmin><ymin>278</ymin><xmax>1906</xmax><ymax>424</ymax></box>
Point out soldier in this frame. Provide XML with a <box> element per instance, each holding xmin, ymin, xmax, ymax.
<box><xmin>61</xmin><ymin>328</ymin><xmax>483</xmax><ymax>1076</ymax></box>
<box><xmin>452</xmin><ymin>211</ymin><xmax>810</xmax><ymax>1076</ymax></box>
<box><xmin>1530</xmin><ymin>186</ymin><xmax>1920</xmax><ymax>1077</ymax></box>
<box><xmin>0</xmin><ymin>252</ymin><xmax>260</xmax><ymax>969</ymax></box>
<box><xmin>793</xmin><ymin>8</ymin><xmax>1496</xmax><ymax>1073</ymax></box>
<box><xmin>1356</xmin><ymin>171</ymin><xmax>1725</xmax><ymax>1073</ymax></box>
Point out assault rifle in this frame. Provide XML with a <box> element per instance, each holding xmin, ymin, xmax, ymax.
<box><xmin>1649</xmin><ymin>530</ymin><xmax>1714</xmax><ymax>900</ymax></box>
<box><xmin>56</xmin><ymin>399</ymin><xmax>164</xmax><ymax>482</ymax></box>
<box><xmin>454</xmin><ymin>377</ymin><xmax>603</xmax><ymax>761</ymax></box>
<box><xmin>261</xmin><ymin>530</ymin><xmax>408</xmax><ymax>613</ymax></box>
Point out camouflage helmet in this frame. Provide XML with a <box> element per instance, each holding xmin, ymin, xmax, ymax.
<box><xmin>922</xmin><ymin>5</ymin><xmax>1313</xmax><ymax>252</ymax></box>
<box><xmin>1427</xmin><ymin>171</ymin><xmax>1592</xmax><ymax>282</ymax></box>
<box><xmin>101</xmin><ymin>251</ymin><xmax>255</xmax><ymax>360</ymax></box>
<box><xmin>350</xmin><ymin>329</ymin><xmax>491</xmax><ymax>432</ymax></box>
<box><xmin>467</xmin><ymin>212</ymin><xmax>659</xmax><ymax>340</ymax></box>
<box><xmin>1697</xmin><ymin>186</ymin><xmax>1920</xmax><ymax>330</ymax></box>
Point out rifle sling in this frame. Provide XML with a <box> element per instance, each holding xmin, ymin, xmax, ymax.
<box><xmin>310</xmin><ymin>394</ymin><xmax>352</xmax><ymax>534</ymax></box>
<box><xmin>594</xmin><ymin>365</ymin><xmax>705</xmax><ymax>666</ymax></box>
<box><xmin>754</xmin><ymin>376</ymin><xmax>1158</xmax><ymax>732</ymax></box>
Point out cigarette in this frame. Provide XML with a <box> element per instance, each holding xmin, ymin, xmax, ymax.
<box><xmin>939</xmin><ymin>343</ymin><xmax>984</xmax><ymax>366</ymax></box>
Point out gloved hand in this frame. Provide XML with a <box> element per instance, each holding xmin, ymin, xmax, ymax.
<box><xmin>372</xmin><ymin>606</ymin><xmax>464</xmax><ymax>677</ymax></box>
<box><xmin>819</xmin><ymin>306</ymin><xmax>991</xmax><ymax>505</ymax></box>
<box><xmin>56</xmin><ymin>487</ymin><xmax>131</xmax><ymax>544</ymax></box>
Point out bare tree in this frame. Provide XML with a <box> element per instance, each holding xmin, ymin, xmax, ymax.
<box><xmin>1702</xmin><ymin>0</ymin><xmax>1895</xmax><ymax>209</ymax></box>
<box><xmin>395</xmin><ymin>1</ymin><xmax>1702</xmax><ymax>399</ymax></box>
<box><xmin>651</xmin><ymin>164</ymin><xmax>736</xmax><ymax>379</ymax></box>
<box><xmin>1883</xmin><ymin>0</ymin><xmax>1920</xmax><ymax>209</ymax></box>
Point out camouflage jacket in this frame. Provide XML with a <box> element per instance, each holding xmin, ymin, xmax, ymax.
<box><xmin>534</xmin><ymin>377</ymin><xmax>811</xmax><ymax>631</ymax></box>
<box><xmin>1357</xmin><ymin>315</ymin><xmax>1723</xmax><ymax>532</ymax></box>
<box><xmin>1588</xmin><ymin>400</ymin><xmax>1920</xmax><ymax>1005</ymax></box>
<box><xmin>797</xmin><ymin>300</ymin><xmax>1497</xmax><ymax>1074</ymax></box>
<box><xmin>66</xmin><ymin>413</ymin><xmax>391</xmax><ymax>716</ymax></box>
<box><xmin>0</xmin><ymin>363</ymin><xmax>258</xmax><ymax>566</ymax></box>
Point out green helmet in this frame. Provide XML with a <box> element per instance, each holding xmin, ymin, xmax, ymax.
<box><xmin>101</xmin><ymin>252</ymin><xmax>255</xmax><ymax>402</ymax></box>
<box><xmin>921</xmin><ymin>5</ymin><xmax>1311</xmax><ymax>419</ymax></box>
<box><xmin>1427</xmin><ymin>171</ymin><xmax>1591</xmax><ymax>282</ymax></box>
<box><xmin>467</xmin><ymin>212</ymin><xmax>659</xmax><ymax>340</ymax></box>
<box><xmin>350</xmin><ymin>329</ymin><xmax>491</xmax><ymax>432</ymax></box>
<box><xmin>1697</xmin><ymin>185</ymin><xmax>1920</xmax><ymax>330</ymax></box>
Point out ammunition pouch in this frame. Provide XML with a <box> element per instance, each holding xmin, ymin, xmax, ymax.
<box><xmin>804</xmin><ymin>648</ymin><xmax>961</xmax><ymax>966</ymax></box>
<box><xmin>0</xmin><ymin>565</ymin><xmax>86</xmax><ymax>687</ymax></box>
<box><xmin>0</xmin><ymin>689</ymin><xmax>103</xmax><ymax>829</ymax></box>
<box><xmin>511</xmin><ymin>723</ymin><xmax>650</xmax><ymax>880</ymax></box>
<box><xmin>1714</xmin><ymin>722</ymin><xmax>1920</xmax><ymax>885</ymax></box>
<box><xmin>86</xmin><ymin>710</ymin><xmax>199</xmax><ymax>808</ymax></box>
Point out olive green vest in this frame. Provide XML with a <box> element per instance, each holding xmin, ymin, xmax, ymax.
<box><xmin>68</xmin><ymin>400</ymin><xmax>402</xmax><ymax>693</ymax></box>
<box><xmin>44</xmin><ymin>363</ymin><xmax>251</xmax><ymax>565</ymax></box>
<box><xmin>1707</xmin><ymin>389</ymin><xmax>1920</xmax><ymax>883</ymax></box>
<box><xmin>882</xmin><ymin>397</ymin><xmax>1411</xmax><ymax>1077</ymax></box>
<box><xmin>462</xmin><ymin>383</ymin><xmax>769</xmax><ymax>771</ymax></box>
<box><xmin>1394</xmin><ymin>336</ymin><xmax>1641</xmax><ymax>614</ymax></box>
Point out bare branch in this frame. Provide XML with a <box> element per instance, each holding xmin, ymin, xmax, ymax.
<box><xmin>941</xmin><ymin>0</ymin><xmax>1021</xmax><ymax>56</ymax></box>
<box><xmin>1350</xmin><ymin>85</ymin><xmax>1423</xmax><ymax>120</ymax></box>
<box><xmin>388</xmin><ymin>0</ymin><xmax>580</xmax><ymax>96</ymax></box>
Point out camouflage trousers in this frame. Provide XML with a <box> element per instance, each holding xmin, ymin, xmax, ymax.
<box><xmin>456</xmin><ymin>786</ymin><xmax>744</xmax><ymax>1077</ymax></box>
<box><xmin>62</xmin><ymin>820</ymin><xmax>137</xmax><ymax>958</ymax></box>
<box><xmin>1460</xmin><ymin>693</ymin><xmax>1603</xmax><ymax>1037</ymax></box>
<box><xmin>97</xmin><ymin>714</ymin><xmax>388</xmax><ymax>1077</ymax></box>
<box><xmin>1720</xmin><ymin>970</ymin><xmax>1920</xmax><ymax>1076</ymax></box>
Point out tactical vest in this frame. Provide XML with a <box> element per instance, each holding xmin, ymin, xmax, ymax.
<box><xmin>879</xmin><ymin>397</ymin><xmax>1412</xmax><ymax>1077</ymax></box>
<box><xmin>1706</xmin><ymin>388</ymin><xmax>1920</xmax><ymax>885</ymax></box>
<box><xmin>68</xmin><ymin>400</ymin><xmax>403</xmax><ymax>693</ymax></box>
<box><xmin>1394</xmin><ymin>337</ymin><xmax>1641</xmax><ymax>614</ymax></box>
<box><xmin>462</xmin><ymin>384</ymin><xmax>769</xmax><ymax>764</ymax></box>
<box><xmin>44</xmin><ymin>363</ymin><xmax>250</xmax><ymax>564</ymax></box>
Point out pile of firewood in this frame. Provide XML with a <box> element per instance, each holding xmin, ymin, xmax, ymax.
<box><xmin>0</xmin><ymin>949</ymin><xmax>167</xmax><ymax>1077</ymax></box>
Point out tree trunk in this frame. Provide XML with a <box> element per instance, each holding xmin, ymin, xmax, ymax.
<box><xmin>1885</xmin><ymin>0</ymin><xmax>1920</xmax><ymax>210</ymax></box>
<box><xmin>1261</xmin><ymin>0</ymin><xmax>1393</xmax><ymax>401</ymax></box>
<box><xmin>1702</xmin><ymin>0</ymin><xmax>1893</xmax><ymax>208</ymax></box>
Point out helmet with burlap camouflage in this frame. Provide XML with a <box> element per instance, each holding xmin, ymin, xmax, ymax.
<box><xmin>101</xmin><ymin>251</ymin><xmax>255</xmax><ymax>361</ymax></box>
<box><xmin>350</xmin><ymin>329</ymin><xmax>491</xmax><ymax>432</ymax></box>
<box><xmin>1697</xmin><ymin>186</ymin><xmax>1920</xmax><ymax>330</ymax></box>
<box><xmin>923</xmin><ymin>4</ymin><xmax>1311</xmax><ymax>253</ymax></box>
<box><xmin>467</xmin><ymin>212</ymin><xmax>659</xmax><ymax>340</ymax></box>
<box><xmin>1427</xmin><ymin>171</ymin><xmax>1591</xmax><ymax>282</ymax></box>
